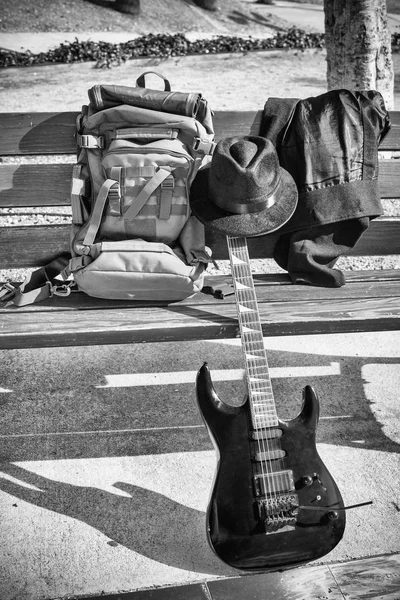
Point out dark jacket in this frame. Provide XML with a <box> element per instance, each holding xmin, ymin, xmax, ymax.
<box><xmin>260</xmin><ymin>89</ymin><xmax>391</xmax><ymax>287</ymax></box>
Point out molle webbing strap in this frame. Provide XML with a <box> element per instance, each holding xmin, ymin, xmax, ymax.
<box><xmin>108</xmin><ymin>167</ymin><xmax>122</xmax><ymax>216</ymax></box>
<box><xmin>124</xmin><ymin>183</ymin><xmax>186</xmax><ymax>198</ymax></box>
<box><xmin>159</xmin><ymin>174</ymin><xmax>174</xmax><ymax>220</ymax></box>
<box><xmin>129</xmin><ymin>204</ymin><xmax>187</xmax><ymax>217</ymax></box>
<box><xmin>123</xmin><ymin>167</ymin><xmax>174</xmax><ymax>221</ymax></box>
<box><xmin>128</xmin><ymin>166</ymin><xmax>157</xmax><ymax>178</ymax></box>
<box><xmin>83</xmin><ymin>179</ymin><xmax>118</xmax><ymax>246</ymax></box>
<box><xmin>71</xmin><ymin>164</ymin><xmax>87</xmax><ymax>225</ymax></box>
<box><xmin>114</xmin><ymin>128</ymin><xmax>178</xmax><ymax>141</ymax></box>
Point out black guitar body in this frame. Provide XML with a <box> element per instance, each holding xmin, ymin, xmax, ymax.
<box><xmin>197</xmin><ymin>362</ymin><xmax>346</xmax><ymax>572</ymax></box>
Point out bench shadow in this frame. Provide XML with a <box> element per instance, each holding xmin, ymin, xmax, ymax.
<box><xmin>17</xmin><ymin>113</ymin><xmax>77</xmax><ymax>155</ymax></box>
<box><xmin>0</xmin><ymin>163</ymin><xmax>72</xmax><ymax>209</ymax></box>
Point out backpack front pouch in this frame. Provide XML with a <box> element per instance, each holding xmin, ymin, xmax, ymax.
<box><xmin>73</xmin><ymin>239</ymin><xmax>206</xmax><ymax>301</ymax></box>
<box><xmin>99</xmin><ymin>136</ymin><xmax>193</xmax><ymax>244</ymax></box>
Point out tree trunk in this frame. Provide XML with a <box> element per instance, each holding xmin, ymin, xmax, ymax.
<box><xmin>324</xmin><ymin>0</ymin><xmax>394</xmax><ymax>109</ymax></box>
<box><xmin>193</xmin><ymin>0</ymin><xmax>218</xmax><ymax>11</ymax></box>
<box><xmin>115</xmin><ymin>0</ymin><xmax>140</xmax><ymax>15</ymax></box>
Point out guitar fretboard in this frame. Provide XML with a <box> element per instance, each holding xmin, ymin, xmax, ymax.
<box><xmin>227</xmin><ymin>235</ymin><xmax>278</xmax><ymax>429</ymax></box>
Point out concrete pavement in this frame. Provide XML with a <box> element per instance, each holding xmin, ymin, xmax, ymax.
<box><xmin>1</xmin><ymin>331</ymin><xmax>399</xmax><ymax>599</ymax></box>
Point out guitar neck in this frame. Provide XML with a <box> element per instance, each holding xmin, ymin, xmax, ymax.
<box><xmin>227</xmin><ymin>235</ymin><xmax>278</xmax><ymax>429</ymax></box>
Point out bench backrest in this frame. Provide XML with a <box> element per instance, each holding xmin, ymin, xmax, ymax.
<box><xmin>1</xmin><ymin>110</ymin><xmax>400</xmax><ymax>269</ymax></box>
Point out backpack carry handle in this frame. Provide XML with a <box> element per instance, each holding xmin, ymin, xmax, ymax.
<box><xmin>136</xmin><ymin>71</ymin><xmax>171</xmax><ymax>92</ymax></box>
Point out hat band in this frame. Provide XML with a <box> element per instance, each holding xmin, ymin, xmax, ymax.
<box><xmin>213</xmin><ymin>191</ymin><xmax>277</xmax><ymax>215</ymax></box>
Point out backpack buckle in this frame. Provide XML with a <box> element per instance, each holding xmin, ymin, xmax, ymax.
<box><xmin>0</xmin><ymin>282</ymin><xmax>17</xmax><ymax>303</ymax></box>
<box><xmin>52</xmin><ymin>282</ymin><xmax>74</xmax><ymax>297</ymax></box>
<box><xmin>78</xmin><ymin>134</ymin><xmax>104</xmax><ymax>149</ymax></box>
<box><xmin>161</xmin><ymin>176</ymin><xmax>175</xmax><ymax>190</ymax></box>
<box><xmin>193</xmin><ymin>138</ymin><xmax>216</xmax><ymax>155</ymax></box>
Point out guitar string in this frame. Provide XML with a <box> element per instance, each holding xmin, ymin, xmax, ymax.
<box><xmin>228</xmin><ymin>236</ymin><xmax>280</xmax><ymax>501</ymax></box>
<box><xmin>233</xmin><ymin>235</ymin><xmax>289</xmax><ymax>503</ymax></box>
<box><xmin>242</xmin><ymin>238</ymin><xmax>287</xmax><ymax>503</ymax></box>
<box><xmin>230</xmin><ymin>236</ymin><xmax>279</xmax><ymax>501</ymax></box>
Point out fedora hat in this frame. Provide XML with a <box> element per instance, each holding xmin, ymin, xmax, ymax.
<box><xmin>189</xmin><ymin>135</ymin><xmax>298</xmax><ymax>237</ymax></box>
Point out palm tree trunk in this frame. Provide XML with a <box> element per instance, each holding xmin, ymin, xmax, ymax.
<box><xmin>324</xmin><ymin>0</ymin><xmax>394</xmax><ymax>109</ymax></box>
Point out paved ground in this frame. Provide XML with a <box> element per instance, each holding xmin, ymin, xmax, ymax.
<box><xmin>1</xmin><ymin>331</ymin><xmax>399</xmax><ymax>599</ymax></box>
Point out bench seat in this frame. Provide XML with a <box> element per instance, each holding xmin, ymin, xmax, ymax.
<box><xmin>1</xmin><ymin>110</ymin><xmax>400</xmax><ymax>349</ymax></box>
<box><xmin>2</xmin><ymin>270</ymin><xmax>400</xmax><ymax>349</ymax></box>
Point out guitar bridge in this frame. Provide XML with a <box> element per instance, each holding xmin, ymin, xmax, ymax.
<box><xmin>257</xmin><ymin>494</ymin><xmax>299</xmax><ymax>532</ymax></box>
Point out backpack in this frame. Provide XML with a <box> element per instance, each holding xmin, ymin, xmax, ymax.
<box><xmin>65</xmin><ymin>71</ymin><xmax>216</xmax><ymax>302</ymax></box>
<box><xmin>1</xmin><ymin>72</ymin><xmax>216</xmax><ymax>309</ymax></box>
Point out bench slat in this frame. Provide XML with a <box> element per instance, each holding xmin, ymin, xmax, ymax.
<box><xmin>1</xmin><ymin>158</ymin><xmax>400</xmax><ymax>208</ymax></box>
<box><xmin>2</xmin><ymin>270</ymin><xmax>400</xmax><ymax>308</ymax></box>
<box><xmin>0</xmin><ymin>163</ymin><xmax>73</xmax><ymax>207</ymax></box>
<box><xmin>1</xmin><ymin>111</ymin><xmax>400</xmax><ymax>155</ymax></box>
<box><xmin>377</xmin><ymin>159</ymin><xmax>400</xmax><ymax>197</ymax></box>
<box><xmin>0</xmin><ymin>112</ymin><xmax>77</xmax><ymax>155</ymax></box>
<box><xmin>0</xmin><ymin>111</ymin><xmax>262</xmax><ymax>156</ymax></box>
<box><xmin>1</xmin><ymin>220</ymin><xmax>400</xmax><ymax>268</ymax></box>
<box><xmin>1</xmin><ymin>294</ymin><xmax>399</xmax><ymax>349</ymax></box>
<box><xmin>381</xmin><ymin>111</ymin><xmax>400</xmax><ymax>150</ymax></box>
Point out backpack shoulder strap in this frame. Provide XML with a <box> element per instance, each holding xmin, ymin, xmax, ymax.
<box><xmin>1</xmin><ymin>255</ymin><xmax>72</xmax><ymax>307</ymax></box>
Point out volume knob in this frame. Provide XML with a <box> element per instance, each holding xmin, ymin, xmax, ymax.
<box><xmin>327</xmin><ymin>510</ymin><xmax>339</xmax><ymax>521</ymax></box>
<box><xmin>300</xmin><ymin>475</ymin><xmax>313</xmax><ymax>487</ymax></box>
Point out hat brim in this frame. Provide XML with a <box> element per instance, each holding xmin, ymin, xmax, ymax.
<box><xmin>190</xmin><ymin>165</ymin><xmax>298</xmax><ymax>237</ymax></box>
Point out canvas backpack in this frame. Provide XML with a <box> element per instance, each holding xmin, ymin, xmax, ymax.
<box><xmin>65</xmin><ymin>71</ymin><xmax>216</xmax><ymax>301</ymax></box>
<box><xmin>1</xmin><ymin>72</ymin><xmax>216</xmax><ymax>308</ymax></box>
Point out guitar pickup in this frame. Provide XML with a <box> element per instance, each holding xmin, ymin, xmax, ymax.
<box><xmin>254</xmin><ymin>470</ymin><xmax>295</xmax><ymax>498</ymax></box>
<box><xmin>250</xmin><ymin>428</ymin><xmax>283</xmax><ymax>441</ymax></box>
<box><xmin>252</xmin><ymin>449</ymin><xmax>286</xmax><ymax>462</ymax></box>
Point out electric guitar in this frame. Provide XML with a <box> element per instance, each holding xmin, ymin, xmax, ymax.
<box><xmin>196</xmin><ymin>235</ymin><xmax>346</xmax><ymax>572</ymax></box>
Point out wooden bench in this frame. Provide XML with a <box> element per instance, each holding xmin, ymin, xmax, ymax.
<box><xmin>1</xmin><ymin>110</ymin><xmax>400</xmax><ymax>350</ymax></box>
